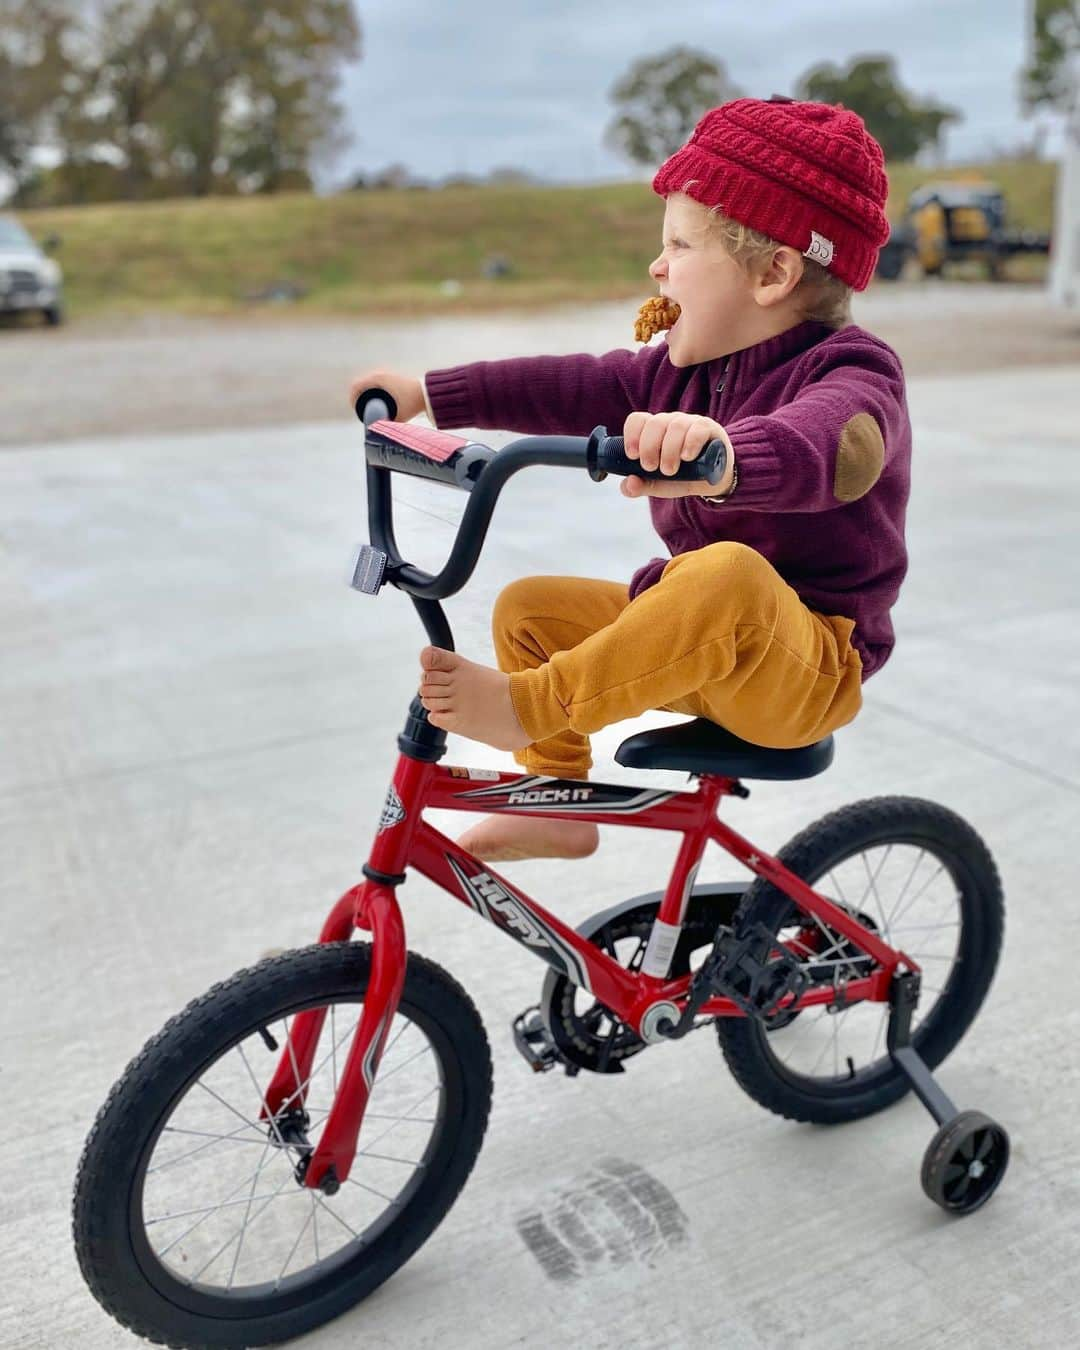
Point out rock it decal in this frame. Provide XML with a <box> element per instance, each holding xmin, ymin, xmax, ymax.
<box><xmin>452</xmin><ymin>775</ymin><xmax>675</xmax><ymax>815</ymax></box>
<box><xmin>378</xmin><ymin>784</ymin><xmax>406</xmax><ymax>833</ymax></box>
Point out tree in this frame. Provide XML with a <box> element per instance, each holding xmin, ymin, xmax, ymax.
<box><xmin>795</xmin><ymin>55</ymin><xmax>960</xmax><ymax>162</ymax></box>
<box><xmin>222</xmin><ymin>0</ymin><xmax>360</xmax><ymax>194</ymax></box>
<box><xmin>1023</xmin><ymin>0</ymin><xmax>1080</xmax><ymax>112</ymax></box>
<box><xmin>2</xmin><ymin>0</ymin><xmax>361</xmax><ymax>203</ymax></box>
<box><xmin>0</xmin><ymin>1</ymin><xmax>80</xmax><ymax>196</ymax></box>
<box><xmin>605</xmin><ymin>46</ymin><xmax>744</xmax><ymax>167</ymax></box>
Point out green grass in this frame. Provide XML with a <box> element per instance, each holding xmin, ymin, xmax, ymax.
<box><xmin>13</xmin><ymin>160</ymin><xmax>1058</xmax><ymax>320</ymax></box>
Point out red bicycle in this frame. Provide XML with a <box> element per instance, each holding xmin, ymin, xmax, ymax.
<box><xmin>73</xmin><ymin>390</ymin><xmax>1008</xmax><ymax>1349</ymax></box>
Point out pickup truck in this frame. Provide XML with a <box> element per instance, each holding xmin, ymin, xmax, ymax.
<box><xmin>0</xmin><ymin>216</ymin><xmax>63</xmax><ymax>324</ymax></box>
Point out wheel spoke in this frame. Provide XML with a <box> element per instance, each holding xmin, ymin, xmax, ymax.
<box><xmin>359</xmin><ymin>1085</ymin><xmax>439</xmax><ymax>1155</ymax></box>
<box><xmin>883</xmin><ymin>848</ymin><xmax>927</xmax><ymax>931</ymax></box>
<box><xmin>860</xmin><ymin>845</ymin><xmax>894</xmax><ymax>944</ymax></box>
<box><xmin>367</xmin><ymin>1041</ymin><xmax>433</xmax><ymax>1088</ymax></box>
<box><xmin>343</xmin><ymin>1175</ymin><xmax>401</xmax><ymax>1205</ymax></box>
<box><xmin>237</xmin><ymin>1043</ymin><xmax>295</xmax><ymax>1157</ymax></box>
<box><xmin>153</xmin><ymin>1145</ymin><xmax>280</xmax><ymax>1255</ymax></box>
<box><xmin>151</xmin><ymin>1121</ymin><xmax>270</xmax><ymax>1174</ymax></box>
<box><xmin>226</xmin><ymin>1149</ymin><xmax>268</xmax><ymax>1291</ymax></box>
<box><xmin>274</xmin><ymin>1197</ymin><xmax>316</xmax><ymax>1289</ymax></box>
<box><xmin>185</xmin><ymin>1164</ymin><xmax>296</xmax><ymax>1282</ymax></box>
<box><xmin>888</xmin><ymin>867</ymin><xmax>948</xmax><ymax>931</ymax></box>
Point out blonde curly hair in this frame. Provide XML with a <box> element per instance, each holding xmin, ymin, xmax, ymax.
<box><xmin>680</xmin><ymin>181</ymin><xmax>853</xmax><ymax>329</ymax></box>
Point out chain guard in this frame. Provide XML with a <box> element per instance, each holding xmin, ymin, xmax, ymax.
<box><xmin>538</xmin><ymin>885</ymin><xmax>744</xmax><ymax>1074</ymax></box>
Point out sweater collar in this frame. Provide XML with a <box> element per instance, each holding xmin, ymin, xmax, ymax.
<box><xmin>712</xmin><ymin>319</ymin><xmax>837</xmax><ymax>387</ymax></box>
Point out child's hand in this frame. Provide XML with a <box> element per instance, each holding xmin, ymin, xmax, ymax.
<box><xmin>621</xmin><ymin>411</ymin><xmax>735</xmax><ymax>498</ymax></box>
<box><xmin>348</xmin><ymin>369</ymin><xmax>426</xmax><ymax>422</ymax></box>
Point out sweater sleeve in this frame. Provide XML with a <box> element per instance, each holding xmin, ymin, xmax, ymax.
<box><xmin>722</xmin><ymin>343</ymin><xmax>908</xmax><ymax>513</ymax></box>
<box><xmin>424</xmin><ymin>344</ymin><xmax>672</xmax><ymax>436</ymax></box>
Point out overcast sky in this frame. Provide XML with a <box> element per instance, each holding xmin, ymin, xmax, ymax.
<box><xmin>336</xmin><ymin>0</ymin><xmax>1063</xmax><ymax>186</ymax></box>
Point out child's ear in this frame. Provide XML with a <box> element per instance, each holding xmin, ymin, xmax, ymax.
<box><xmin>754</xmin><ymin>247</ymin><xmax>804</xmax><ymax>308</ymax></box>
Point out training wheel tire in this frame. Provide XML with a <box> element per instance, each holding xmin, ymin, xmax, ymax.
<box><xmin>920</xmin><ymin>1109</ymin><xmax>1009</xmax><ymax>1215</ymax></box>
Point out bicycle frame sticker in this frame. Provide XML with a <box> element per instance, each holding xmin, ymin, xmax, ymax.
<box><xmin>378</xmin><ymin>784</ymin><xmax>407</xmax><ymax>833</ymax></box>
<box><xmin>451</xmin><ymin>774</ymin><xmax>676</xmax><ymax>814</ymax></box>
<box><xmin>445</xmin><ymin>853</ymin><xmax>593</xmax><ymax>990</ymax></box>
<box><xmin>362</xmin><ymin>1008</ymin><xmax>391</xmax><ymax>1091</ymax></box>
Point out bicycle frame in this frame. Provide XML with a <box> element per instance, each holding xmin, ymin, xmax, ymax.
<box><xmin>261</xmin><ymin>752</ymin><xmax>921</xmax><ymax>1193</ymax></box>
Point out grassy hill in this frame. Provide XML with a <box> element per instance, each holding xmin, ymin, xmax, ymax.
<box><xmin>14</xmin><ymin>160</ymin><xmax>1058</xmax><ymax>319</ymax></box>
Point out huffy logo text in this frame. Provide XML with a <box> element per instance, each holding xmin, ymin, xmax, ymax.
<box><xmin>471</xmin><ymin>872</ymin><xmax>547</xmax><ymax>946</ymax></box>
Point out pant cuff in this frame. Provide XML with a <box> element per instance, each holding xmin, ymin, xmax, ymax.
<box><xmin>508</xmin><ymin>666</ymin><xmax>571</xmax><ymax>744</ymax></box>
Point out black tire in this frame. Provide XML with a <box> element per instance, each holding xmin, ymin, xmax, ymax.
<box><xmin>920</xmin><ymin>1109</ymin><xmax>1010</xmax><ymax>1214</ymax></box>
<box><xmin>73</xmin><ymin>942</ymin><xmax>493</xmax><ymax>1349</ymax></box>
<box><xmin>875</xmin><ymin>243</ymin><xmax>906</xmax><ymax>281</ymax></box>
<box><xmin>43</xmin><ymin>304</ymin><xmax>63</xmax><ymax>326</ymax></box>
<box><xmin>716</xmin><ymin>797</ymin><xmax>1003</xmax><ymax>1125</ymax></box>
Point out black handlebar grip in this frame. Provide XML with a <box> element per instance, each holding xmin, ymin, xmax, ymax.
<box><xmin>354</xmin><ymin>387</ymin><xmax>399</xmax><ymax>424</ymax></box>
<box><xmin>588</xmin><ymin>432</ymin><xmax>727</xmax><ymax>486</ymax></box>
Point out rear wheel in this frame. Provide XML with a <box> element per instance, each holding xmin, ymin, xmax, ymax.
<box><xmin>716</xmin><ymin>797</ymin><xmax>1004</xmax><ymax>1124</ymax></box>
<box><xmin>73</xmin><ymin>942</ymin><xmax>492</xmax><ymax>1349</ymax></box>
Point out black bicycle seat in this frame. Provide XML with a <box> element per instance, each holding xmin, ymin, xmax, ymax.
<box><xmin>614</xmin><ymin>718</ymin><xmax>834</xmax><ymax>780</ymax></box>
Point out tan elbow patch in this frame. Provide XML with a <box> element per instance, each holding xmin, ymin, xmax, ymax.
<box><xmin>834</xmin><ymin>413</ymin><xmax>885</xmax><ymax>502</ymax></box>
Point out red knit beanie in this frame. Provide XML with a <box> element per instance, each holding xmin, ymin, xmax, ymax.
<box><xmin>652</xmin><ymin>96</ymin><xmax>890</xmax><ymax>291</ymax></box>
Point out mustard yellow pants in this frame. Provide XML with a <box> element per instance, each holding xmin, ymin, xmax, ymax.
<box><xmin>496</xmin><ymin>541</ymin><xmax>864</xmax><ymax>779</ymax></box>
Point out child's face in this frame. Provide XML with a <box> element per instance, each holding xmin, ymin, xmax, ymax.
<box><xmin>648</xmin><ymin>193</ymin><xmax>763</xmax><ymax>367</ymax></box>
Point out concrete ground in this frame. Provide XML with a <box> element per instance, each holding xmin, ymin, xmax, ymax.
<box><xmin>2</xmin><ymin>291</ymin><xmax>1079</xmax><ymax>1349</ymax></box>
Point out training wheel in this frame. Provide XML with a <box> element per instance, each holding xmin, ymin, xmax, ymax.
<box><xmin>921</xmin><ymin>1109</ymin><xmax>1010</xmax><ymax>1215</ymax></box>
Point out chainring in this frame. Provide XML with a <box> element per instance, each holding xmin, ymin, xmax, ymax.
<box><xmin>539</xmin><ymin>889</ymin><xmax>742</xmax><ymax>1074</ymax></box>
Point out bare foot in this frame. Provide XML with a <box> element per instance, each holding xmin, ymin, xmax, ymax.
<box><xmin>418</xmin><ymin>646</ymin><xmax>531</xmax><ymax>751</ymax></box>
<box><xmin>457</xmin><ymin>814</ymin><xmax>600</xmax><ymax>863</ymax></box>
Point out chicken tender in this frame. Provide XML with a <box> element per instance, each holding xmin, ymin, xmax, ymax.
<box><xmin>634</xmin><ymin>295</ymin><xmax>682</xmax><ymax>343</ymax></box>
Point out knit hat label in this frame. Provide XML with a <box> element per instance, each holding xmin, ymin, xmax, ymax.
<box><xmin>804</xmin><ymin>232</ymin><xmax>835</xmax><ymax>267</ymax></box>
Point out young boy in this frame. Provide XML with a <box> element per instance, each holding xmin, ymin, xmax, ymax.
<box><xmin>349</xmin><ymin>97</ymin><xmax>910</xmax><ymax>863</ymax></box>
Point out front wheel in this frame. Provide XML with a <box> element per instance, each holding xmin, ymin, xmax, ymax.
<box><xmin>73</xmin><ymin>943</ymin><xmax>492</xmax><ymax>1349</ymax></box>
<box><xmin>716</xmin><ymin>797</ymin><xmax>1004</xmax><ymax>1124</ymax></box>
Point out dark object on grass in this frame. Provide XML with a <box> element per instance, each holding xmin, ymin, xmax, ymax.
<box><xmin>245</xmin><ymin>279</ymin><xmax>308</xmax><ymax>304</ymax></box>
<box><xmin>481</xmin><ymin>254</ymin><xmax>512</xmax><ymax>279</ymax></box>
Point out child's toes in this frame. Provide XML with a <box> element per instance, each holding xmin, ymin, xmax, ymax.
<box><xmin>420</xmin><ymin>670</ymin><xmax>453</xmax><ymax>689</ymax></box>
<box><xmin>420</xmin><ymin>646</ymin><xmax>458</xmax><ymax>673</ymax></box>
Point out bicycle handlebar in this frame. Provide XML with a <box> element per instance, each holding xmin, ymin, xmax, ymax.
<box><xmin>353</xmin><ymin>388</ymin><xmax>727</xmax><ymax>604</ymax></box>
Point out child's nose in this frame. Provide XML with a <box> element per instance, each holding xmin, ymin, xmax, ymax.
<box><xmin>649</xmin><ymin>255</ymin><xmax>666</xmax><ymax>280</ymax></box>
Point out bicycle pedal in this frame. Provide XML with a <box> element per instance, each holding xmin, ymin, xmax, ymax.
<box><xmin>511</xmin><ymin>1005</ymin><xmax>578</xmax><ymax>1076</ymax></box>
<box><xmin>704</xmin><ymin>923</ymin><xmax>809</xmax><ymax>1020</ymax></box>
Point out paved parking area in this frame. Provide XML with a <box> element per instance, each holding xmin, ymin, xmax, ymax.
<box><xmin>2</xmin><ymin>303</ymin><xmax>1079</xmax><ymax>1348</ymax></box>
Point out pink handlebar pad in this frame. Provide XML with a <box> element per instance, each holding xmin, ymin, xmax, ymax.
<box><xmin>369</xmin><ymin>419</ymin><xmax>470</xmax><ymax>464</ymax></box>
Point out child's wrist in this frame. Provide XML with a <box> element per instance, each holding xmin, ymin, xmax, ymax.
<box><xmin>699</xmin><ymin>457</ymin><xmax>738</xmax><ymax>505</ymax></box>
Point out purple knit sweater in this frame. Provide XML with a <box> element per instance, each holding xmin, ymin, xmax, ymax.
<box><xmin>425</xmin><ymin>319</ymin><xmax>911</xmax><ymax>679</ymax></box>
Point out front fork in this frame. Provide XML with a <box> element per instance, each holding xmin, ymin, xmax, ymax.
<box><xmin>260</xmin><ymin>756</ymin><xmax>430</xmax><ymax>1191</ymax></box>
